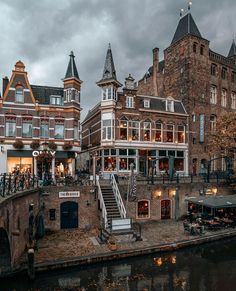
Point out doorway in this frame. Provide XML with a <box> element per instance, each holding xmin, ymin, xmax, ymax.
<box><xmin>161</xmin><ymin>200</ymin><xmax>171</xmax><ymax>219</ymax></box>
<box><xmin>60</xmin><ymin>201</ymin><xmax>78</xmax><ymax>229</ymax></box>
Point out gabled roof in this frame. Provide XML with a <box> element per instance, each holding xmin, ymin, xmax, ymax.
<box><xmin>31</xmin><ymin>85</ymin><xmax>64</xmax><ymax>104</ymax></box>
<box><xmin>171</xmin><ymin>13</ymin><xmax>202</xmax><ymax>44</ymax></box>
<box><xmin>228</xmin><ymin>39</ymin><xmax>236</xmax><ymax>58</ymax></box>
<box><xmin>65</xmin><ymin>51</ymin><xmax>80</xmax><ymax>79</ymax></box>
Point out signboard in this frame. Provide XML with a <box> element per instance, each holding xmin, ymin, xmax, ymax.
<box><xmin>199</xmin><ymin>114</ymin><xmax>205</xmax><ymax>143</ymax></box>
<box><xmin>111</xmin><ymin>218</ymin><xmax>131</xmax><ymax>231</ymax></box>
<box><xmin>59</xmin><ymin>191</ymin><xmax>80</xmax><ymax>198</ymax></box>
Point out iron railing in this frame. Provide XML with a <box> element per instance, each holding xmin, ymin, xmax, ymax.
<box><xmin>0</xmin><ymin>173</ymin><xmax>39</xmax><ymax>198</ymax></box>
<box><xmin>110</xmin><ymin>174</ymin><xmax>126</xmax><ymax>219</ymax></box>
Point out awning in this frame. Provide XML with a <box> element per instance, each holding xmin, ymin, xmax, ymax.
<box><xmin>186</xmin><ymin>195</ymin><xmax>236</xmax><ymax>208</ymax></box>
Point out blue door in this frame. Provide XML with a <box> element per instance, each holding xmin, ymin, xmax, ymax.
<box><xmin>60</xmin><ymin>201</ymin><xmax>78</xmax><ymax>229</ymax></box>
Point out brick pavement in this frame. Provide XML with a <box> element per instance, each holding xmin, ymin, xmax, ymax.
<box><xmin>32</xmin><ymin>220</ymin><xmax>232</xmax><ymax>265</ymax></box>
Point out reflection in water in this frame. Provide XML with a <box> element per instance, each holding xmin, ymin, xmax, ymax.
<box><xmin>1</xmin><ymin>238</ymin><xmax>236</xmax><ymax>290</ymax></box>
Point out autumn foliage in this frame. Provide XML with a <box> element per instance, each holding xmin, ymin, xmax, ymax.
<box><xmin>207</xmin><ymin>112</ymin><xmax>236</xmax><ymax>156</ymax></box>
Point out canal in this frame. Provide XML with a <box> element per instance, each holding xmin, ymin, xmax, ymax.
<box><xmin>1</xmin><ymin>237</ymin><xmax>236</xmax><ymax>291</ymax></box>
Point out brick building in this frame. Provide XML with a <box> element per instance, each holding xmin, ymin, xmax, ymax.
<box><xmin>81</xmin><ymin>44</ymin><xmax>189</xmax><ymax>177</ymax></box>
<box><xmin>138</xmin><ymin>10</ymin><xmax>236</xmax><ymax>175</ymax></box>
<box><xmin>0</xmin><ymin>52</ymin><xmax>81</xmax><ymax>178</ymax></box>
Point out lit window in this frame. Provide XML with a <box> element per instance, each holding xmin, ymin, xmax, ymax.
<box><xmin>143</xmin><ymin>121</ymin><xmax>151</xmax><ymax>141</ymax></box>
<box><xmin>22</xmin><ymin>122</ymin><xmax>32</xmax><ymax>138</ymax></box>
<box><xmin>119</xmin><ymin>119</ymin><xmax>128</xmax><ymax>140</ymax></box>
<box><xmin>55</xmin><ymin>124</ymin><xmax>64</xmax><ymax>139</ymax></box>
<box><xmin>221</xmin><ymin>89</ymin><xmax>227</xmax><ymax>107</ymax></box>
<box><xmin>166</xmin><ymin>124</ymin><xmax>174</xmax><ymax>143</ymax></box>
<box><xmin>210</xmin><ymin>86</ymin><xmax>217</xmax><ymax>104</ymax></box>
<box><xmin>137</xmin><ymin>200</ymin><xmax>149</xmax><ymax>218</ymax></box>
<box><xmin>126</xmin><ymin>96</ymin><xmax>134</xmax><ymax>108</ymax></box>
<box><xmin>155</xmin><ymin>122</ymin><xmax>162</xmax><ymax>142</ymax></box>
<box><xmin>177</xmin><ymin>125</ymin><xmax>185</xmax><ymax>143</ymax></box>
<box><xmin>15</xmin><ymin>88</ymin><xmax>24</xmax><ymax>103</ymax></box>
<box><xmin>129</xmin><ymin>121</ymin><xmax>139</xmax><ymax>140</ymax></box>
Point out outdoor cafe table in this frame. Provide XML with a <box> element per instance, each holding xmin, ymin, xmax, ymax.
<box><xmin>204</xmin><ymin>220</ymin><xmax>221</xmax><ymax>230</ymax></box>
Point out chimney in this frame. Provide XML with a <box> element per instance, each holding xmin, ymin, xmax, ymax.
<box><xmin>2</xmin><ymin>76</ymin><xmax>9</xmax><ymax>96</ymax></box>
<box><xmin>153</xmin><ymin>48</ymin><xmax>159</xmax><ymax>95</ymax></box>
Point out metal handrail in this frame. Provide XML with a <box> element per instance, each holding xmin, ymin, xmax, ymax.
<box><xmin>97</xmin><ymin>180</ymin><xmax>108</xmax><ymax>228</ymax></box>
<box><xmin>110</xmin><ymin>174</ymin><xmax>126</xmax><ymax>218</ymax></box>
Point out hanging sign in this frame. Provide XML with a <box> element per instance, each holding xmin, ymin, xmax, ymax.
<box><xmin>199</xmin><ymin>114</ymin><xmax>205</xmax><ymax>143</ymax></box>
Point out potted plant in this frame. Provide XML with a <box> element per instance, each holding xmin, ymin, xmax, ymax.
<box><xmin>62</xmin><ymin>143</ymin><xmax>73</xmax><ymax>150</ymax></box>
<box><xmin>48</xmin><ymin>142</ymin><xmax>57</xmax><ymax>151</ymax></box>
<box><xmin>108</xmin><ymin>236</ymin><xmax>117</xmax><ymax>251</ymax></box>
<box><xmin>30</xmin><ymin>140</ymin><xmax>40</xmax><ymax>150</ymax></box>
<box><xmin>13</xmin><ymin>140</ymin><xmax>24</xmax><ymax>149</ymax></box>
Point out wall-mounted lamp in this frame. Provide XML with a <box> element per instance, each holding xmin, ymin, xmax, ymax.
<box><xmin>0</xmin><ymin>146</ymin><xmax>4</xmax><ymax>153</ymax></box>
<box><xmin>153</xmin><ymin>190</ymin><xmax>162</xmax><ymax>199</ymax></box>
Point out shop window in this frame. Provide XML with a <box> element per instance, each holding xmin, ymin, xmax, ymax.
<box><xmin>137</xmin><ymin>200</ymin><xmax>150</xmax><ymax>218</ymax></box>
<box><xmin>5</xmin><ymin>120</ymin><xmax>16</xmax><ymax>137</ymax></box>
<box><xmin>166</xmin><ymin>124</ymin><xmax>174</xmax><ymax>142</ymax></box>
<box><xmin>143</xmin><ymin>121</ymin><xmax>151</xmax><ymax>141</ymax></box>
<box><xmin>8</xmin><ymin>157</ymin><xmax>32</xmax><ymax>174</ymax></box>
<box><xmin>155</xmin><ymin>122</ymin><xmax>162</xmax><ymax>142</ymax></box>
<box><xmin>119</xmin><ymin>119</ymin><xmax>128</xmax><ymax>140</ymax></box>
<box><xmin>104</xmin><ymin>157</ymin><xmax>116</xmax><ymax>171</ymax></box>
<box><xmin>129</xmin><ymin>120</ymin><xmax>139</xmax><ymax>140</ymax></box>
<box><xmin>174</xmin><ymin>158</ymin><xmax>184</xmax><ymax>171</ymax></box>
<box><xmin>55</xmin><ymin>124</ymin><xmax>64</xmax><ymax>139</ymax></box>
<box><xmin>177</xmin><ymin>125</ymin><xmax>185</xmax><ymax>143</ymax></box>
<box><xmin>15</xmin><ymin>88</ymin><xmax>24</xmax><ymax>103</ymax></box>
<box><xmin>49</xmin><ymin>209</ymin><xmax>56</xmax><ymax>221</ymax></box>
<box><xmin>22</xmin><ymin>122</ymin><xmax>32</xmax><ymax>138</ymax></box>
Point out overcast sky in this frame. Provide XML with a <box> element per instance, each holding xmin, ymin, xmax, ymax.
<box><xmin>0</xmin><ymin>0</ymin><xmax>236</xmax><ymax>120</ymax></box>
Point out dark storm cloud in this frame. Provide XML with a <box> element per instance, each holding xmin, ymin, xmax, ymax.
<box><xmin>0</xmin><ymin>0</ymin><xmax>236</xmax><ymax>119</ymax></box>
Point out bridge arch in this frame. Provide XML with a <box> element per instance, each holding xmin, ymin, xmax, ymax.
<box><xmin>0</xmin><ymin>227</ymin><xmax>11</xmax><ymax>274</ymax></box>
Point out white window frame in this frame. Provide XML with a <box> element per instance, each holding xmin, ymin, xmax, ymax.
<box><xmin>210</xmin><ymin>115</ymin><xmax>217</xmax><ymax>133</ymax></box>
<box><xmin>144</xmin><ymin>99</ymin><xmax>150</xmax><ymax>108</ymax></box>
<box><xmin>5</xmin><ymin>121</ymin><xmax>16</xmax><ymax>137</ymax></box>
<box><xmin>15</xmin><ymin>88</ymin><xmax>24</xmax><ymax>103</ymax></box>
<box><xmin>126</xmin><ymin>96</ymin><xmax>134</xmax><ymax>108</ymax></box>
<box><xmin>55</xmin><ymin>124</ymin><xmax>64</xmax><ymax>139</ymax></box>
<box><xmin>221</xmin><ymin>89</ymin><xmax>227</xmax><ymax>107</ymax></box>
<box><xmin>231</xmin><ymin>92</ymin><xmax>236</xmax><ymax>109</ymax></box>
<box><xmin>210</xmin><ymin>86</ymin><xmax>217</xmax><ymax>104</ymax></box>
<box><xmin>166</xmin><ymin>100</ymin><xmax>174</xmax><ymax>112</ymax></box>
<box><xmin>50</xmin><ymin>95</ymin><xmax>63</xmax><ymax>105</ymax></box>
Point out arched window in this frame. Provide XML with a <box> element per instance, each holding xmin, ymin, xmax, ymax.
<box><xmin>143</xmin><ymin>120</ymin><xmax>151</xmax><ymax>141</ymax></box>
<box><xmin>193</xmin><ymin>43</ymin><xmax>197</xmax><ymax>53</ymax></box>
<box><xmin>231</xmin><ymin>91</ymin><xmax>236</xmax><ymax>109</ymax></box>
<box><xmin>155</xmin><ymin>121</ymin><xmax>162</xmax><ymax>142</ymax></box>
<box><xmin>137</xmin><ymin>200</ymin><xmax>150</xmax><ymax>218</ymax></box>
<box><xmin>15</xmin><ymin>85</ymin><xmax>24</xmax><ymax>103</ymax></box>
<box><xmin>129</xmin><ymin>120</ymin><xmax>140</xmax><ymax>140</ymax></box>
<box><xmin>200</xmin><ymin>45</ymin><xmax>204</xmax><ymax>55</ymax></box>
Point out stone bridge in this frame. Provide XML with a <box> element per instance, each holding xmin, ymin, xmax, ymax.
<box><xmin>0</xmin><ymin>189</ymin><xmax>41</xmax><ymax>276</ymax></box>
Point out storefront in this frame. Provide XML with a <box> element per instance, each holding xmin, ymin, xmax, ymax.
<box><xmin>7</xmin><ymin>150</ymin><xmax>76</xmax><ymax>179</ymax></box>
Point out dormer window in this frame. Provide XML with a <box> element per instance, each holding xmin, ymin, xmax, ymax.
<box><xmin>144</xmin><ymin>99</ymin><xmax>150</xmax><ymax>108</ymax></box>
<box><xmin>166</xmin><ymin>100</ymin><xmax>174</xmax><ymax>112</ymax></box>
<box><xmin>102</xmin><ymin>87</ymin><xmax>113</xmax><ymax>101</ymax></box>
<box><xmin>50</xmin><ymin>95</ymin><xmax>63</xmax><ymax>105</ymax></box>
<box><xmin>15</xmin><ymin>88</ymin><xmax>24</xmax><ymax>103</ymax></box>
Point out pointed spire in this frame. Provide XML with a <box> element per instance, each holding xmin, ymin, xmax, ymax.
<box><xmin>228</xmin><ymin>39</ymin><xmax>236</xmax><ymax>58</ymax></box>
<box><xmin>65</xmin><ymin>51</ymin><xmax>80</xmax><ymax>79</ymax></box>
<box><xmin>101</xmin><ymin>43</ymin><xmax>117</xmax><ymax>81</ymax></box>
<box><xmin>171</xmin><ymin>12</ymin><xmax>202</xmax><ymax>44</ymax></box>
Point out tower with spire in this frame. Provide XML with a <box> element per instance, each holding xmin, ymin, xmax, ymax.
<box><xmin>63</xmin><ymin>51</ymin><xmax>82</xmax><ymax>105</ymax></box>
<box><xmin>228</xmin><ymin>38</ymin><xmax>236</xmax><ymax>61</ymax></box>
<box><xmin>97</xmin><ymin>44</ymin><xmax>122</xmax><ymax>105</ymax></box>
